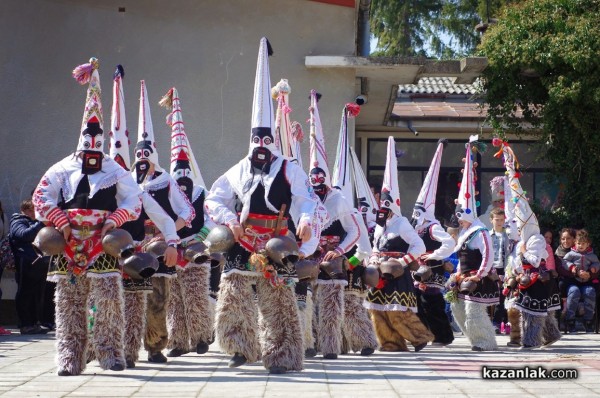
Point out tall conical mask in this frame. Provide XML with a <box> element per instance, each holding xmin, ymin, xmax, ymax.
<box><xmin>248</xmin><ymin>37</ymin><xmax>279</xmax><ymax>170</ymax></box>
<box><xmin>73</xmin><ymin>57</ymin><xmax>104</xmax><ymax>174</ymax></box>
<box><xmin>133</xmin><ymin>80</ymin><xmax>161</xmax><ymax>183</ymax></box>
<box><xmin>455</xmin><ymin>135</ymin><xmax>484</xmax><ymax>224</ymax></box>
<box><xmin>109</xmin><ymin>65</ymin><xmax>130</xmax><ymax>170</ymax></box>
<box><xmin>412</xmin><ymin>139</ymin><xmax>447</xmax><ymax>228</ymax></box>
<box><xmin>160</xmin><ymin>87</ymin><xmax>206</xmax><ymax>189</ymax></box>
<box><xmin>376</xmin><ymin>136</ymin><xmax>402</xmax><ymax>226</ymax></box>
<box><xmin>308</xmin><ymin>90</ymin><xmax>331</xmax><ymax>199</ymax></box>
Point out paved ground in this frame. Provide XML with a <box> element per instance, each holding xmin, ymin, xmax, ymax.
<box><xmin>0</xmin><ymin>329</ymin><xmax>599</xmax><ymax>398</ymax></box>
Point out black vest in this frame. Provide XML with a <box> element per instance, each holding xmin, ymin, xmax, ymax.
<box><xmin>248</xmin><ymin>160</ymin><xmax>292</xmax><ymax>217</ymax></box>
<box><xmin>458</xmin><ymin>230</ymin><xmax>484</xmax><ymax>273</ymax></box>
<box><xmin>60</xmin><ymin>175</ymin><xmax>117</xmax><ymax>212</ymax></box>
<box><xmin>419</xmin><ymin>226</ymin><xmax>443</xmax><ymax>266</ymax></box>
<box><xmin>322</xmin><ymin>220</ymin><xmax>347</xmax><ymax>241</ymax></box>
<box><xmin>178</xmin><ymin>190</ymin><xmax>205</xmax><ymax>239</ymax></box>
<box><xmin>376</xmin><ymin>234</ymin><xmax>409</xmax><ymax>254</ymax></box>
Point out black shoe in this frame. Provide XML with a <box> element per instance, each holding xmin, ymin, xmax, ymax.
<box><xmin>20</xmin><ymin>325</ymin><xmax>48</xmax><ymax>335</ymax></box>
<box><xmin>305</xmin><ymin>348</ymin><xmax>317</xmax><ymax>358</ymax></box>
<box><xmin>471</xmin><ymin>346</ymin><xmax>484</xmax><ymax>351</ymax></box>
<box><xmin>323</xmin><ymin>353</ymin><xmax>338</xmax><ymax>359</ymax></box>
<box><xmin>126</xmin><ymin>359</ymin><xmax>135</xmax><ymax>368</ymax></box>
<box><xmin>196</xmin><ymin>342</ymin><xmax>209</xmax><ymax>354</ymax></box>
<box><xmin>228</xmin><ymin>353</ymin><xmax>247</xmax><ymax>368</ymax></box>
<box><xmin>585</xmin><ymin>321</ymin><xmax>595</xmax><ymax>333</ymax></box>
<box><xmin>542</xmin><ymin>337</ymin><xmax>560</xmax><ymax>348</ymax></box>
<box><xmin>57</xmin><ymin>369</ymin><xmax>73</xmax><ymax>376</ymax></box>
<box><xmin>414</xmin><ymin>342</ymin><xmax>427</xmax><ymax>352</ymax></box>
<box><xmin>110</xmin><ymin>363</ymin><xmax>125</xmax><ymax>371</ymax></box>
<box><xmin>268</xmin><ymin>366</ymin><xmax>287</xmax><ymax>374</ymax></box>
<box><xmin>148</xmin><ymin>351</ymin><xmax>168</xmax><ymax>363</ymax></box>
<box><xmin>506</xmin><ymin>341</ymin><xmax>521</xmax><ymax>348</ymax></box>
<box><xmin>567</xmin><ymin>321</ymin><xmax>576</xmax><ymax>334</ymax></box>
<box><xmin>167</xmin><ymin>348</ymin><xmax>187</xmax><ymax>358</ymax></box>
<box><xmin>360</xmin><ymin>347</ymin><xmax>375</xmax><ymax>356</ymax></box>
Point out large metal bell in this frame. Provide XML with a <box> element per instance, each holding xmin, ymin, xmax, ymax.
<box><xmin>205</xmin><ymin>225</ymin><xmax>235</xmax><ymax>253</ymax></box>
<box><xmin>265</xmin><ymin>236</ymin><xmax>300</xmax><ymax>266</ymax></box>
<box><xmin>33</xmin><ymin>226</ymin><xmax>66</xmax><ymax>256</ymax></box>
<box><xmin>123</xmin><ymin>252</ymin><xmax>159</xmax><ymax>280</ymax></box>
<box><xmin>183</xmin><ymin>241</ymin><xmax>209</xmax><ymax>264</ymax></box>
<box><xmin>102</xmin><ymin>229</ymin><xmax>134</xmax><ymax>258</ymax></box>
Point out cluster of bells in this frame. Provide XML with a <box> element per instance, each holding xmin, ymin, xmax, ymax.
<box><xmin>31</xmin><ymin>225</ymin><xmax>238</xmax><ymax>280</ymax></box>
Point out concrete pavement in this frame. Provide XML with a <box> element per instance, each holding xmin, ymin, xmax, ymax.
<box><xmin>1</xmin><ymin>330</ymin><xmax>599</xmax><ymax>397</ymax></box>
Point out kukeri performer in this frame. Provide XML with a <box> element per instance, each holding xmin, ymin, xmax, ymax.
<box><xmin>363</xmin><ymin>137</ymin><xmax>433</xmax><ymax>352</ymax></box>
<box><xmin>493</xmin><ymin>139</ymin><xmax>561</xmax><ymax>349</ymax></box>
<box><xmin>33</xmin><ymin>58</ymin><xmax>142</xmax><ymax>375</ymax></box>
<box><xmin>159</xmin><ymin>87</ymin><xmax>220</xmax><ymax>358</ymax></box>
<box><xmin>130</xmin><ymin>80</ymin><xmax>195</xmax><ymax>364</ymax></box>
<box><xmin>410</xmin><ymin>139</ymin><xmax>456</xmax><ymax>346</ymax></box>
<box><xmin>204</xmin><ymin>38</ymin><xmax>322</xmax><ymax>374</ymax></box>
<box><xmin>445</xmin><ymin>136</ymin><xmax>498</xmax><ymax>352</ymax></box>
<box><xmin>329</xmin><ymin>102</ymin><xmax>378</xmax><ymax>356</ymax></box>
<box><xmin>105</xmin><ymin>66</ymin><xmax>179</xmax><ymax>368</ymax></box>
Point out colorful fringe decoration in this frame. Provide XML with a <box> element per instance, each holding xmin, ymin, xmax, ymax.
<box><xmin>72</xmin><ymin>57</ymin><xmax>99</xmax><ymax>85</ymax></box>
<box><xmin>345</xmin><ymin>103</ymin><xmax>361</xmax><ymax>118</ymax></box>
<box><xmin>159</xmin><ymin>88</ymin><xmax>175</xmax><ymax>110</ymax></box>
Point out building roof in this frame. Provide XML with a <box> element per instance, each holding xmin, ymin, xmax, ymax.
<box><xmin>398</xmin><ymin>77</ymin><xmax>480</xmax><ymax>96</ymax></box>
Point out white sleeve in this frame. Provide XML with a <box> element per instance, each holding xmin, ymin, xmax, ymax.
<box><xmin>32</xmin><ymin>165</ymin><xmax>70</xmax><ymax>230</ymax></box>
<box><xmin>205</xmin><ymin>174</ymin><xmax>239</xmax><ymax>227</ymax></box>
<box><xmin>398</xmin><ymin>217</ymin><xmax>426</xmax><ymax>263</ymax></box>
<box><xmin>285</xmin><ymin>163</ymin><xmax>321</xmax><ymax>257</ymax></box>
<box><xmin>167</xmin><ymin>177</ymin><xmax>195</xmax><ymax>227</ymax></box>
<box><xmin>522</xmin><ymin>234</ymin><xmax>547</xmax><ymax>268</ymax></box>
<box><xmin>428</xmin><ymin>224</ymin><xmax>456</xmax><ymax>260</ymax></box>
<box><xmin>353</xmin><ymin>209</ymin><xmax>372</xmax><ymax>261</ymax></box>
<box><xmin>142</xmin><ymin>192</ymin><xmax>179</xmax><ymax>244</ymax></box>
<box><xmin>106</xmin><ymin>174</ymin><xmax>143</xmax><ymax>227</ymax></box>
<box><xmin>335</xmin><ymin>201</ymin><xmax>361</xmax><ymax>256</ymax></box>
<box><xmin>472</xmin><ymin>229</ymin><xmax>494</xmax><ymax>278</ymax></box>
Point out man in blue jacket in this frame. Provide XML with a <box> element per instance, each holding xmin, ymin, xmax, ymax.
<box><xmin>9</xmin><ymin>199</ymin><xmax>48</xmax><ymax>334</ymax></box>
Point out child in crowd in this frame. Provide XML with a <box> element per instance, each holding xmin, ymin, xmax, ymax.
<box><xmin>562</xmin><ymin>229</ymin><xmax>599</xmax><ymax>333</ymax></box>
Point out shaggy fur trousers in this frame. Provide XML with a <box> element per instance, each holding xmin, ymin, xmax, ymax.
<box><xmin>55</xmin><ymin>275</ymin><xmax>126</xmax><ymax>375</ymax></box>
<box><xmin>167</xmin><ymin>265</ymin><xmax>213</xmax><ymax>352</ymax></box>
<box><xmin>369</xmin><ymin>309</ymin><xmax>433</xmax><ymax>351</ymax></box>
<box><xmin>144</xmin><ymin>277</ymin><xmax>171</xmax><ymax>354</ymax></box>
<box><xmin>451</xmin><ymin>300</ymin><xmax>497</xmax><ymax>351</ymax></box>
<box><xmin>216</xmin><ymin>273</ymin><xmax>303</xmax><ymax>371</ymax></box>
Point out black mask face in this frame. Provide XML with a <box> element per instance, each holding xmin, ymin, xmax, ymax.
<box><xmin>135</xmin><ymin>160</ymin><xmax>151</xmax><ymax>184</ymax></box>
<box><xmin>376</xmin><ymin>208</ymin><xmax>391</xmax><ymax>227</ymax></box>
<box><xmin>250</xmin><ymin>146</ymin><xmax>272</xmax><ymax>171</ymax></box>
<box><xmin>313</xmin><ymin>184</ymin><xmax>327</xmax><ymax>201</ymax></box>
<box><xmin>177</xmin><ymin>176</ymin><xmax>194</xmax><ymax>201</ymax></box>
<box><xmin>81</xmin><ymin>150</ymin><xmax>103</xmax><ymax>175</ymax></box>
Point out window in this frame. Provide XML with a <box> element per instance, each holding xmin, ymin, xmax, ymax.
<box><xmin>366</xmin><ymin>138</ymin><xmax>556</xmax><ymax>224</ymax></box>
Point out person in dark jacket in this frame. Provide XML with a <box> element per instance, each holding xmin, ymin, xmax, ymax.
<box><xmin>9</xmin><ymin>199</ymin><xmax>48</xmax><ymax>334</ymax></box>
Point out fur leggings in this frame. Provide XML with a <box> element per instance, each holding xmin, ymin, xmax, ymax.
<box><xmin>144</xmin><ymin>277</ymin><xmax>171</xmax><ymax>354</ymax></box>
<box><xmin>369</xmin><ymin>309</ymin><xmax>433</xmax><ymax>351</ymax></box>
<box><xmin>342</xmin><ymin>293</ymin><xmax>378</xmax><ymax>353</ymax></box>
<box><xmin>124</xmin><ymin>291</ymin><xmax>146</xmax><ymax>365</ymax></box>
<box><xmin>521</xmin><ymin>312</ymin><xmax>546</xmax><ymax>347</ymax></box>
<box><xmin>451</xmin><ymin>300</ymin><xmax>497</xmax><ymax>351</ymax></box>
<box><xmin>298</xmin><ymin>292</ymin><xmax>315</xmax><ymax>352</ymax></box>
<box><xmin>507</xmin><ymin>307</ymin><xmax>522</xmax><ymax>344</ymax></box>
<box><xmin>167</xmin><ymin>265</ymin><xmax>212</xmax><ymax>352</ymax></box>
<box><xmin>216</xmin><ymin>273</ymin><xmax>303</xmax><ymax>371</ymax></box>
<box><xmin>316</xmin><ymin>283</ymin><xmax>345</xmax><ymax>356</ymax></box>
<box><xmin>56</xmin><ymin>275</ymin><xmax>125</xmax><ymax>375</ymax></box>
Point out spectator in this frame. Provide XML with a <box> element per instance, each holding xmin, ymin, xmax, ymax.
<box><xmin>488</xmin><ymin>208</ymin><xmax>511</xmax><ymax>334</ymax></box>
<box><xmin>0</xmin><ymin>200</ymin><xmax>10</xmax><ymax>335</ymax></box>
<box><xmin>543</xmin><ymin>229</ymin><xmax>554</xmax><ymax>250</ymax></box>
<box><xmin>9</xmin><ymin>199</ymin><xmax>48</xmax><ymax>335</ymax></box>
<box><xmin>562</xmin><ymin>229</ymin><xmax>599</xmax><ymax>333</ymax></box>
<box><xmin>555</xmin><ymin>228</ymin><xmax>577</xmax><ymax>296</ymax></box>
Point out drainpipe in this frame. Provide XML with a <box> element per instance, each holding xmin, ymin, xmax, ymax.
<box><xmin>357</xmin><ymin>0</ymin><xmax>371</xmax><ymax>56</ymax></box>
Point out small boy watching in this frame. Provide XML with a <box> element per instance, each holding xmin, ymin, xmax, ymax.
<box><xmin>562</xmin><ymin>229</ymin><xmax>599</xmax><ymax>333</ymax></box>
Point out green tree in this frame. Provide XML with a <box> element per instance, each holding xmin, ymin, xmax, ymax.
<box><xmin>479</xmin><ymin>0</ymin><xmax>600</xmax><ymax>240</ymax></box>
<box><xmin>370</xmin><ymin>0</ymin><xmax>519</xmax><ymax>58</ymax></box>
